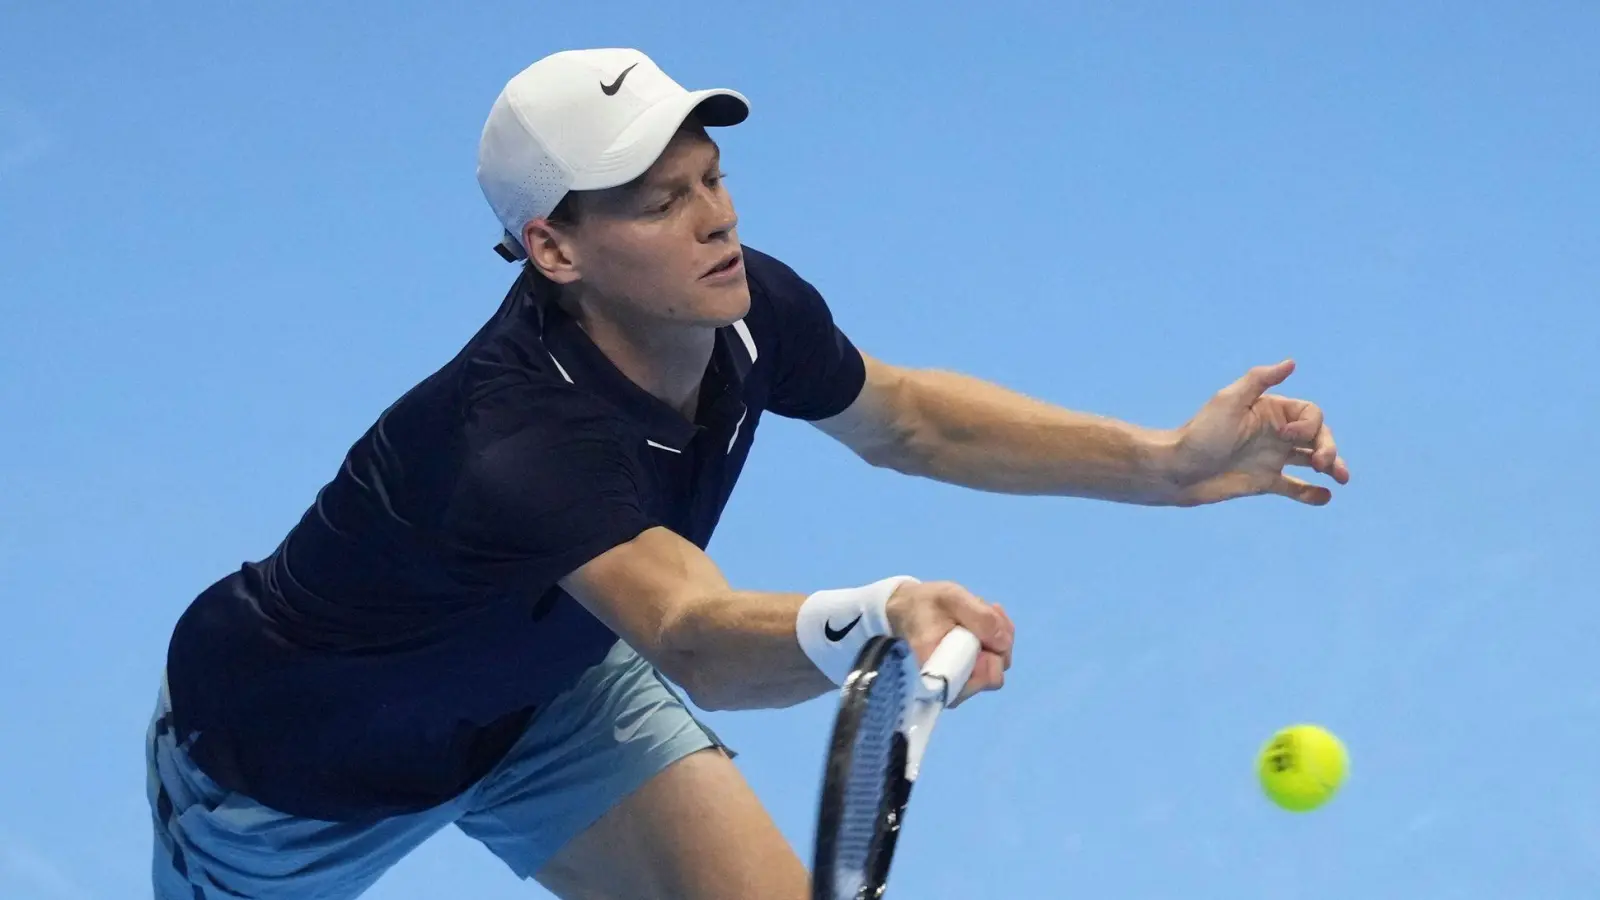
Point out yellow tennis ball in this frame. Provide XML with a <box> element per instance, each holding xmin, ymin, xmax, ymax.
<box><xmin>1257</xmin><ymin>724</ymin><xmax>1348</xmax><ymax>812</ymax></box>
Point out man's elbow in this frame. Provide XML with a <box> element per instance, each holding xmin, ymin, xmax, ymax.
<box><xmin>844</xmin><ymin>415</ymin><xmax>939</xmax><ymax>477</ymax></box>
<box><xmin>873</xmin><ymin>431</ymin><xmax>943</xmax><ymax>476</ymax></box>
<box><xmin>675</xmin><ymin>671</ymin><xmax>800</xmax><ymax>713</ymax></box>
<box><xmin>648</xmin><ymin>607</ymin><xmax>737</xmax><ymax>711</ymax></box>
<box><xmin>677</xmin><ymin>675</ymin><xmax>741</xmax><ymax>712</ymax></box>
<box><xmin>653</xmin><ymin>653</ymin><xmax>745</xmax><ymax>712</ymax></box>
<box><xmin>858</xmin><ymin>368</ymin><xmax>942</xmax><ymax>475</ymax></box>
<box><xmin>841</xmin><ymin>412</ymin><xmax>935</xmax><ymax>475</ymax></box>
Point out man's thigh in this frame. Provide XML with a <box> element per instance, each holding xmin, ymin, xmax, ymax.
<box><xmin>455</xmin><ymin>640</ymin><xmax>807</xmax><ymax>899</ymax></box>
<box><xmin>535</xmin><ymin>748</ymin><xmax>809</xmax><ymax>900</ymax></box>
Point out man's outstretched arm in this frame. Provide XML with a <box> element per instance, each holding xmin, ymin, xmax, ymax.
<box><xmin>814</xmin><ymin>353</ymin><xmax>1350</xmax><ymax>507</ymax></box>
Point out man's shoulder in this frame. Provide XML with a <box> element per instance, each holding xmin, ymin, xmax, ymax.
<box><xmin>732</xmin><ymin>244</ymin><xmax>865</xmax><ymax>419</ymax></box>
<box><xmin>356</xmin><ymin>322</ymin><xmax>638</xmax><ymax>513</ymax></box>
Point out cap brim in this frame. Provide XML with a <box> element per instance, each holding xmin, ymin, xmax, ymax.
<box><xmin>570</xmin><ymin>88</ymin><xmax>749</xmax><ymax>192</ymax></box>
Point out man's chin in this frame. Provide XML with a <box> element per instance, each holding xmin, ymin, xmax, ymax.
<box><xmin>694</xmin><ymin>281</ymin><xmax>752</xmax><ymax>326</ymax></box>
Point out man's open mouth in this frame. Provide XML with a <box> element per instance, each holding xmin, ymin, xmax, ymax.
<box><xmin>702</xmin><ymin>252</ymin><xmax>742</xmax><ymax>278</ymax></box>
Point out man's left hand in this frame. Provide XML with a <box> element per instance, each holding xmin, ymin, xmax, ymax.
<box><xmin>1164</xmin><ymin>359</ymin><xmax>1350</xmax><ymax>507</ymax></box>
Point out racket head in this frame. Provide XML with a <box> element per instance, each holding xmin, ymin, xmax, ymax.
<box><xmin>811</xmin><ymin>635</ymin><xmax>918</xmax><ymax>900</ymax></box>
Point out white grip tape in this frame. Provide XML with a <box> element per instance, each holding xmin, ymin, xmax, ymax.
<box><xmin>796</xmin><ymin>575</ymin><xmax>919</xmax><ymax>685</ymax></box>
<box><xmin>921</xmin><ymin>626</ymin><xmax>981</xmax><ymax>704</ymax></box>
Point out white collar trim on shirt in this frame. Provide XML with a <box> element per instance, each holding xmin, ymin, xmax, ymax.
<box><xmin>546</xmin><ymin>318</ymin><xmax>756</xmax><ymax>455</ymax></box>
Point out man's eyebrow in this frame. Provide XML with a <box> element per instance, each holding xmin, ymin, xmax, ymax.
<box><xmin>637</xmin><ymin>149</ymin><xmax>725</xmax><ymax>195</ymax></box>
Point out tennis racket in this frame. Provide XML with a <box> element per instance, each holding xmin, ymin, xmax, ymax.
<box><xmin>811</xmin><ymin>626</ymin><xmax>982</xmax><ymax>900</ymax></box>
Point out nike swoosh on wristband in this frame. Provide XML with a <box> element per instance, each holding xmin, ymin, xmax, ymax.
<box><xmin>601</xmin><ymin>63</ymin><xmax>639</xmax><ymax>96</ymax></box>
<box><xmin>824</xmin><ymin>615</ymin><xmax>862</xmax><ymax>642</ymax></box>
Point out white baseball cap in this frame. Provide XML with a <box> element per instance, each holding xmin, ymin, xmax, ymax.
<box><xmin>477</xmin><ymin>48</ymin><xmax>750</xmax><ymax>262</ymax></box>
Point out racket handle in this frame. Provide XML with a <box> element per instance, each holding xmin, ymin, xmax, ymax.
<box><xmin>921</xmin><ymin>626</ymin><xmax>981</xmax><ymax>704</ymax></box>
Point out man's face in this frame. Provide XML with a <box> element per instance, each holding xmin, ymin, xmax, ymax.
<box><xmin>536</xmin><ymin>122</ymin><xmax>749</xmax><ymax>328</ymax></box>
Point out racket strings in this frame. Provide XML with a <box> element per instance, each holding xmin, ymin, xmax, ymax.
<box><xmin>833</xmin><ymin>650</ymin><xmax>912</xmax><ymax>896</ymax></box>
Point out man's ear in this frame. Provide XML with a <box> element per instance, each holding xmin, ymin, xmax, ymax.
<box><xmin>522</xmin><ymin>219</ymin><xmax>581</xmax><ymax>286</ymax></box>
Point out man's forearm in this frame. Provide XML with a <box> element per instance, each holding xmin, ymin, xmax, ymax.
<box><xmin>656</xmin><ymin>588</ymin><xmax>837</xmax><ymax>711</ymax></box>
<box><xmin>888</xmin><ymin>368</ymin><xmax>1183</xmax><ymax>504</ymax></box>
<box><xmin>562</xmin><ymin>529</ymin><xmax>908</xmax><ymax>713</ymax></box>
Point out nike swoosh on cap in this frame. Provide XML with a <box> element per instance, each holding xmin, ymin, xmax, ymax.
<box><xmin>601</xmin><ymin>63</ymin><xmax>639</xmax><ymax>96</ymax></box>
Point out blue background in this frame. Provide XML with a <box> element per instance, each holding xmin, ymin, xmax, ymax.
<box><xmin>3</xmin><ymin>2</ymin><xmax>1597</xmax><ymax>897</ymax></box>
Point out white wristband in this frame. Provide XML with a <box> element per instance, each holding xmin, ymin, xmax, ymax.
<box><xmin>796</xmin><ymin>575</ymin><xmax>919</xmax><ymax>685</ymax></box>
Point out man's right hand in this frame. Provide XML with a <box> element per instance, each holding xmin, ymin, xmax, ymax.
<box><xmin>885</xmin><ymin>581</ymin><xmax>1015</xmax><ymax>707</ymax></box>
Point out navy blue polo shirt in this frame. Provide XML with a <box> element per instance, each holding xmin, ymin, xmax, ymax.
<box><xmin>163</xmin><ymin>247</ymin><xmax>867</xmax><ymax>822</ymax></box>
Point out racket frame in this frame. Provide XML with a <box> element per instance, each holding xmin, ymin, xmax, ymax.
<box><xmin>812</xmin><ymin>627</ymin><xmax>981</xmax><ymax>899</ymax></box>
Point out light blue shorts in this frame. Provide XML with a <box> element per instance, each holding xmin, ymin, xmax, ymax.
<box><xmin>146</xmin><ymin>640</ymin><xmax>729</xmax><ymax>899</ymax></box>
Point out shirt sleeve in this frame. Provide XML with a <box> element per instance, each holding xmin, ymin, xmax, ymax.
<box><xmin>442</xmin><ymin>412</ymin><xmax>659</xmax><ymax>593</ymax></box>
<box><xmin>751</xmin><ymin>251</ymin><xmax>868</xmax><ymax>421</ymax></box>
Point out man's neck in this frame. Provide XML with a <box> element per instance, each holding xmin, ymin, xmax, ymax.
<box><xmin>572</xmin><ymin>306</ymin><xmax>715</xmax><ymax>421</ymax></box>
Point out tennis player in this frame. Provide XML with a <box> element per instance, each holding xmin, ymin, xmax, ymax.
<box><xmin>147</xmin><ymin>48</ymin><xmax>1349</xmax><ymax>900</ymax></box>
